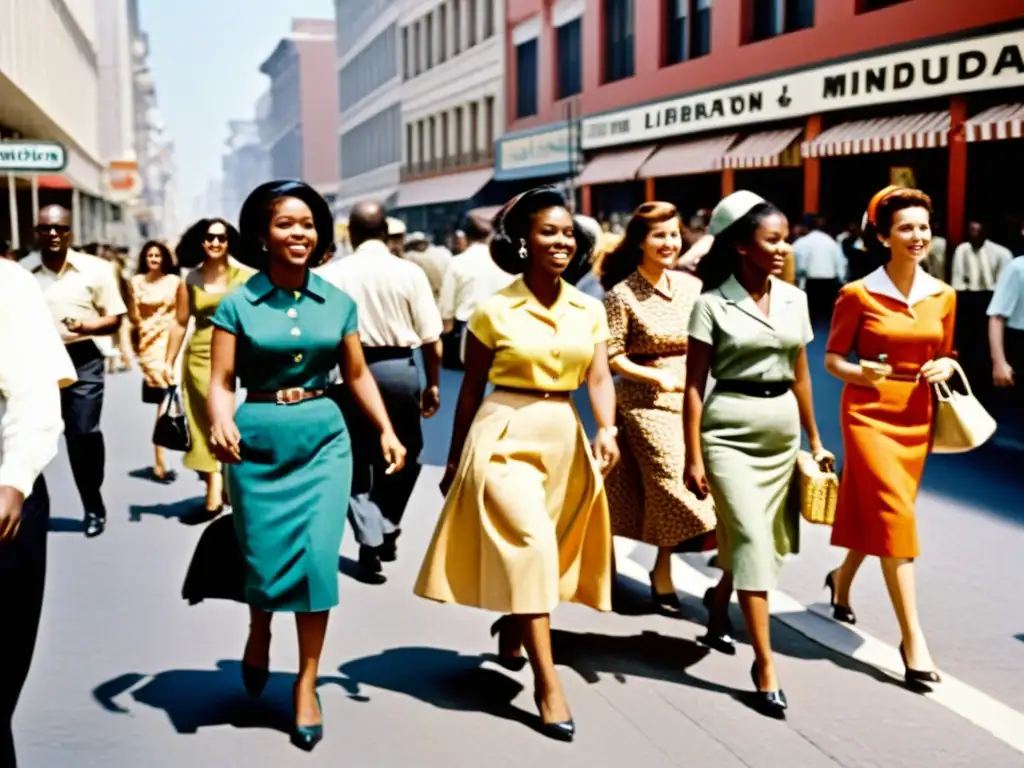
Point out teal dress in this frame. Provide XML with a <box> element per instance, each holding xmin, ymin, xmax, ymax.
<box><xmin>211</xmin><ymin>271</ymin><xmax>357</xmax><ymax>612</ymax></box>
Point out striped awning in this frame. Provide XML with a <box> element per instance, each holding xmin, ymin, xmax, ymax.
<box><xmin>801</xmin><ymin>111</ymin><xmax>950</xmax><ymax>158</ymax></box>
<box><xmin>965</xmin><ymin>103</ymin><xmax>1024</xmax><ymax>142</ymax></box>
<box><xmin>716</xmin><ymin>127</ymin><xmax>803</xmax><ymax>169</ymax></box>
<box><xmin>637</xmin><ymin>135</ymin><xmax>739</xmax><ymax>179</ymax></box>
<box><xmin>575</xmin><ymin>146</ymin><xmax>657</xmax><ymax>186</ymax></box>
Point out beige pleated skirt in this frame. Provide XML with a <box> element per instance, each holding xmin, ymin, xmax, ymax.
<box><xmin>414</xmin><ymin>389</ymin><xmax>613</xmax><ymax>614</ymax></box>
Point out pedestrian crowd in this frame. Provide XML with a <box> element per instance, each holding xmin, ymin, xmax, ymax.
<box><xmin>0</xmin><ymin>175</ymin><xmax>1018</xmax><ymax>763</ymax></box>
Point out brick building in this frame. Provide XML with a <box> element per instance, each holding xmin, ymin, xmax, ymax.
<box><xmin>498</xmin><ymin>0</ymin><xmax>1024</xmax><ymax>246</ymax></box>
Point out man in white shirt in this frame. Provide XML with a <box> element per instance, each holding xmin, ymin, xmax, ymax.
<box><xmin>437</xmin><ymin>211</ymin><xmax>514</xmax><ymax>368</ymax></box>
<box><xmin>403</xmin><ymin>231</ymin><xmax>451</xmax><ymax>302</ymax></box>
<box><xmin>318</xmin><ymin>201</ymin><xmax>443</xmax><ymax>583</ymax></box>
<box><xmin>0</xmin><ymin>258</ymin><xmax>76</xmax><ymax>767</ymax></box>
<box><xmin>951</xmin><ymin>221</ymin><xmax>1013</xmax><ymax>292</ymax></box>
<box><xmin>793</xmin><ymin>215</ymin><xmax>847</xmax><ymax>325</ymax></box>
<box><xmin>26</xmin><ymin>206</ymin><xmax>127</xmax><ymax>538</ymax></box>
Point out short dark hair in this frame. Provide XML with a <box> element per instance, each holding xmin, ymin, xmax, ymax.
<box><xmin>873</xmin><ymin>188</ymin><xmax>933</xmax><ymax>236</ymax></box>
<box><xmin>136</xmin><ymin>240</ymin><xmax>178</xmax><ymax>276</ymax></box>
<box><xmin>697</xmin><ymin>201</ymin><xmax>785</xmax><ymax>292</ymax></box>
<box><xmin>175</xmin><ymin>218</ymin><xmax>240</xmax><ymax>269</ymax></box>
<box><xmin>490</xmin><ymin>187</ymin><xmax>571</xmax><ymax>275</ymax></box>
<box><xmin>237</xmin><ymin>181</ymin><xmax>335</xmax><ymax>269</ymax></box>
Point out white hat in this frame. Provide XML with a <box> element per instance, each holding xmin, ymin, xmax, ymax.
<box><xmin>386</xmin><ymin>217</ymin><xmax>407</xmax><ymax>237</ymax></box>
<box><xmin>405</xmin><ymin>230</ymin><xmax>428</xmax><ymax>245</ymax></box>
<box><xmin>708</xmin><ymin>191</ymin><xmax>767</xmax><ymax>236</ymax></box>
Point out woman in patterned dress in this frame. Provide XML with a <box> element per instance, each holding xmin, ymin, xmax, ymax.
<box><xmin>129</xmin><ymin>240</ymin><xmax>181</xmax><ymax>482</ymax></box>
<box><xmin>601</xmin><ymin>202</ymin><xmax>716</xmax><ymax>611</ymax></box>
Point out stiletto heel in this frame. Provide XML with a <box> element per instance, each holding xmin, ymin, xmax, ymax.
<box><xmin>534</xmin><ymin>692</ymin><xmax>575</xmax><ymax>742</ymax></box>
<box><xmin>490</xmin><ymin>616</ymin><xmax>527</xmax><ymax>671</ymax></box>
<box><xmin>750</xmin><ymin>663</ymin><xmax>788</xmax><ymax>719</ymax></box>
<box><xmin>824</xmin><ymin>570</ymin><xmax>857</xmax><ymax>625</ymax></box>
<box><xmin>291</xmin><ymin>690</ymin><xmax>323</xmax><ymax>752</ymax></box>
<box><xmin>649</xmin><ymin>571</ymin><xmax>682</xmax><ymax>615</ymax></box>
<box><xmin>698</xmin><ymin>587</ymin><xmax>736</xmax><ymax>655</ymax></box>
<box><xmin>900</xmin><ymin>643</ymin><xmax>941</xmax><ymax>685</ymax></box>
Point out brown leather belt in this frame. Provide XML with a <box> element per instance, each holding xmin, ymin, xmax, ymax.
<box><xmin>494</xmin><ymin>385</ymin><xmax>572</xmax><ymax>400</ymax></box>
<box><xmin>246</xmin><ymin>387</ymin><xmax>326</xmax><ymax>405</ymax></box>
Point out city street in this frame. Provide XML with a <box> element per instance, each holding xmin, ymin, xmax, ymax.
<box><xmin>14</xmin><ymin>338</ymin><xmax>1024</xmax><ymax>767</ymax></box>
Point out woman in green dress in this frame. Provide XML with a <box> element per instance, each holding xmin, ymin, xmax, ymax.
<box><xmin>683</xmin><ymin>191</ymin><xmax>831</xmax><ymax>719</ymax></box>
<box><xmin>165</xmin><ymin>218</ymin><xmax>252</xmax><ymax>523</ymax></box>
<box><xmin>207</xmin><ymin>180</ymin><xmax>406</xmax><ymax>751</ymax></box>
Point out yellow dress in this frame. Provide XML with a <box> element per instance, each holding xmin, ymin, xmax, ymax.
<box><xmin>415</xmin><ymin>278</ymin><xmax>614</xmax><ymax>614</ymax></box>
<box><xmin>182</xmin><ymin>264</ymin><xmax>252</xmax><ymax>473</ymax></box>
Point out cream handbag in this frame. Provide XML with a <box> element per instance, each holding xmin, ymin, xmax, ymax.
<box><xmin>931</xmin><ymin>360</ymin><xmax>997</xmax><ymax>454</ymax></box>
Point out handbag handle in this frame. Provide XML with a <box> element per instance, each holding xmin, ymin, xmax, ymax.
<box><xmin>933</xmin><ymin>358</ymin><xmax>970</xmax><ymax>402</ymax></box>
<box><xmin>164</xmin><ymin>385</ymin><xmax>184</xmax><ymax>418</ymax></box>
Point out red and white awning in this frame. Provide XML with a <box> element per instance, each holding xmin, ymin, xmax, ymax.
<box><xmin>800</xmin><ymin>111</ymin><xmax>949</xmax><ymax>158</ymax></box>
<box><xmin>575</xmin><ymin>146</ymin><xmax>657</xmax><ymax>186</ymax></box>
<box><xmin>715</xmin><ymin>127</ymin><xmax>803</xmax><ymax>169</ymax></box>
<box><xmin>965</xmin><ymin>103</ymin><xmax>1024</xmax><ymax>142</ymax></box>
<box><xmin>637</xmin><ymin>135</ymin><xmax>739</xmax><ymax>179</ymax></box>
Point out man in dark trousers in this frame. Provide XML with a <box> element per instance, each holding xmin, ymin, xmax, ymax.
<box><xmin>319</xmin><ymin>201</ymin><xmax>443</xmax><ymax>583</ymax></box>
<box><xmin>0</xmin><ymin>257</ymin><xmax>76</xmax><ymax>766</ymax></box>
<box><xmin>25</xmin><ymin>205</ymin><xmax>126</xmax><ymax>538</ymax></box>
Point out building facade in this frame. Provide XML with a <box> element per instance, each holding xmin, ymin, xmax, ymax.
<box><xmin>334</xmin><ymin>0</ymin><xmax>402</xmax><ymax>220</ymax></box>
<box><xmin>221</xmin><ymin>119</ymin><xmax>270</xmax><ymax>225</ymax></box>
<box><xmin>261</xmin><ymin>19</ymin><xmax>339</xmax><ymax>198</ymax></box>
<box><xmin>500</xmin><ymin>0</ymin><xmax>1024</xmax><ymax>246</ymax></box>
<box><xmin>395</xmin><ymin>0</ymin><xmax>505</xmax><ymax>236</ymax></box>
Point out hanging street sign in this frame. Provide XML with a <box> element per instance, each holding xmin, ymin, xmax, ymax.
<box><xmin>0</xmin><ymin>140</ymin><xmax>68</xmax><ymax>173</ymax></box>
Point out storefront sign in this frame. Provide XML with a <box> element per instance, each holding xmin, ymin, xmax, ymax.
<box><xmin>106</xmin><ymin>160</ymin><xmax>141</xmax><ymax>202</ymax></box>
<box><xmin>495</xmin><ymin>123</ymin><xmax>583</xmax><ymax>181</ymax></box>
<box><xmin>0</xmin><ymin>140</ymin><xmax>68</xmax><ymax>172</ymax></box>
<box><xmin>582</xmin><ymin>29</ymin><xmax>1024</xmax><ymax>149</ymax></box>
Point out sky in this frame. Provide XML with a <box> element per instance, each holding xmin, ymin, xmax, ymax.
<box><xmin>139</xmin><ymin>0</ymin><xmax>333</xmax><ymax>226</ymax></box>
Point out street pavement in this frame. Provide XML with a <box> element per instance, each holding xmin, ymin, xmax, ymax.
<box><xmin>14</xmin><ymin>336</ymin><xmax>1024</xmax><ymax>767</ymax></box>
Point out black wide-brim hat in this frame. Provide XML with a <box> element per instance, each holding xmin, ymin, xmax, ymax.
<box><xmin>237</xmin><ymin>179</ymin><xmax>335</xmax><ymax>269</ymax></box>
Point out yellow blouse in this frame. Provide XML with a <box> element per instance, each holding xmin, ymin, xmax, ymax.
<box><xmin>468</xmin><ymin>277</ymin><xmax>610</xmax><ymax>391</ymax></box>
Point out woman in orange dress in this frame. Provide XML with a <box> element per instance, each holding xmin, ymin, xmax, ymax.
<box><xmin>824</xmin><ymin>187</ymin><xmax>956</xmax><ymax>685</ymax></box>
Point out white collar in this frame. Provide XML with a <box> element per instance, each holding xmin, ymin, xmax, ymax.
<box><xmin>861</xmin><ymin>266</ymin><xmax>944</xmax><ymax>307</ymax></box>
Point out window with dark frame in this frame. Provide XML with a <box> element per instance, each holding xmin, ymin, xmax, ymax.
<box><xmin>470</xmin><ymin>101</ymin><xmax>479</xmax><ymax>159</ymax></box>
<box><xmin>515</xmin><ymin>39</ymin><xmax>539</xmax><ymax>118</ymax></box>
<box><xmin>455</xmin><ymin>105</ymin><xmax>465</xmax><ymax>158</ymax></box>
<box><xmin>468</xmin><ymin>0</ymin><xmax>477</xmax><ymax>47</ymax></box>
<box><xmin>417</xmin><ymin>120</ymin><xmax>425</xmax><ymax>170</ymax></box>
<box><xmin>412</xmin><ymin>20</ymin><xmax>421</xmax><ymax>74</ymax></box>
<box><xmin>401</xmin><ymin>26</ymin><xmax>409</xmax><ymax>79</ymax></box>
<box><xmin>441</xmin><ymin>111</ymin><xmax>450</xmax><ymax>165</ymax></box>
<box><xmin>750</xmin><ymin>0</ymin><xmax>813</xmax><ymax>42</ymax></box>
<box><xmin>664</xmin><ymin>0</ymin><xmax>711</xmax><ymax>66</ymax></box>
<box><xmin>484</xmin><ymin>96</ymin><xmax>494</xmax><ymax>156</ymax></box>
<box><xmin>406</xmin><ymin>123</ymin><xmax>414</xmax><ymax>169</ymax></box>
<box><xmin>425</xmin><ymin>13</ymin><xmax>434</xmax><ymax>69</ymax></box>
<box><xmin>453</xmin><ymin>0</ymin><xmax>462</xmax><ymax>55</ymax></box>
<box><xmin>428</xmin><ymin>116</ymin><xmax>436</xmax><ymax>167</ymax></box>
<box><xmin>484</xmin><ymin>0</ymin><xmax>495</xmax><ymax>38</ymax></box>
<box><xmin>439</xmin><ymin>5</ymin><xmax>448</xmax><ymax>62</ymax></box>
<box><xmin>603</xmin><ymin>0</ymin><xmax>635</xmax><ymax>83</ymax></box>
<box><xmin>556</xmin><ymin>18</ymin><xmax>582</xmax><ymax>98</ymax></box>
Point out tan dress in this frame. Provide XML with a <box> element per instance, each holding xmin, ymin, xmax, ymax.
<box><xmin>603</xmin><ymin>270</ymin><xmax>716</xmax><ymax>547</ymax></box>
<box><xmin>130</xmin><ymin>274</ymin><xmax>180</xmax><ymax>390</ymax></box>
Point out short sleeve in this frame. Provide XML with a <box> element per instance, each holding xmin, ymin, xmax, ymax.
<box><xmin>940</xmin><ymin>289</ymin><xmax>957</xmax><ymax>358</ymax></box>
<box><xmin>987</xmin><ymin>262</ymin><xmax>1022</xmax><ymax>319</ymax></box>
<box><xmin>687</xmin><ymin>295</ymin><xmax>715</xmax><ymax>346</ymax></box>
<box><xmin>825</xmin><ymin>284</ymin><xmax>862</xmax><ymax>356</ymax></box>
<box><xmin>797</xmin><ymin>290</ymin><xmax>814</xmax><ymax>346</ymax></box>
<box><xmin>591</xmin><ymin>302</ymin><xmax>611</xmax><ymax>345</ymax></box>
<box><xmin>94</xmin><ymin>261</ymin><xmax>128</xmax><ymax>316</ymax></box>
<box><xmin>410</xmin><ymin>268</ymin><xmax>444</xmax><ymax>342</ymax></box>
<box><xmin>467</xmin><ymin>303</ymin><xmax>497</xmax><ymax>349</ymax></box>
<box><xmin>602</xmin><ymin>290</ymin><xmax>627</xmax><ymax>356</ymax></box>
<box><xmin>341</xmin><ymin>294</ymin><xmax>359</xmax><ymax>337</ymax></box>
<box><xmin>211</xmin><ymin>293</ymin><xmax>241</xmax><ymax>335</ymax></box>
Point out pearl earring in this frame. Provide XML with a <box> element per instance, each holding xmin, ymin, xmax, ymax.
<box><xmin>518</xmin><ymin>238</ymin><xmax>528</xmax><ymax>260</ymax></box>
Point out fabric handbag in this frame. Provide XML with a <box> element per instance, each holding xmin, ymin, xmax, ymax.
<box><xmin>791</xmin><ymin>450</ymin><xmax>839</xmax><ymax>526</ymax></box>
<box><xmin>153</xmin><ymin>385</ymin><xmax>191</xmax><ymax>452</ymax></box>
<box><xmin>931</xmin><ymin>360</ymin><xmax>996</xmax><ymax>454</ymax></box>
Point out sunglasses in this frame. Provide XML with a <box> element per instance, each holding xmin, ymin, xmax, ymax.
<box><xmin>36</xmin><ymin>225</ymin><xmax>70</xmax><ymax>234</ymax></box>
<box><xmin>204</xmin><ymin>233</ymin><xmax>228</xmax><ymax>244</ymax></box>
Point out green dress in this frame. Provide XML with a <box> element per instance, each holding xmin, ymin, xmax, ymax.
<box><xmin>211</xmin><ymin>271</ymin><xmax>358</xmax><ymax>612</ymax></box>
<box><xmin>182</xmin><ymin>264</ymin><xmax>252</xmax><ymax>473</ymax></box>
<box><xmin>687</xmin><ymin>275</ymin><xmax>813</xmax><ymax>592</ymax></box>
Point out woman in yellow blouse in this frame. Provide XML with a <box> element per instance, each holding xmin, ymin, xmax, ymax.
<box><xmin>415</xmin><ymin>187</ymin><xmax>619</xmax><ymax>743</ymax></box>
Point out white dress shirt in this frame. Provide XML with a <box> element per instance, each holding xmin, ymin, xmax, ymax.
<box><xmin>793</xmin><ymin>230</ymin><xmax>847</xmax><ymax>285</ymax></box>
<box><xmin>316</xmin><ymin>239</ymin><xmax>443</xmax><ymax>347</ymax></box>
<box><xmin>437</xmin><ymin>241</ymin><xmax>516</xmax><ymax>323</ymax></box>
<box><xmin>950</xmin><ymin>239</ymin><xmax>1013</xmax><ymax>292</ymax></box>
<box><xmin>0</xmin><ymin>259</ymin><xmax>77</xmax><ymax>497</ymax></box>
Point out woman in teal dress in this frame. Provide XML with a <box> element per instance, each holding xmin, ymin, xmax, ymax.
<box><xmin>207</xmin><ymin>180</ymin><xmax>406</xmax><ymax>751</ymax></box>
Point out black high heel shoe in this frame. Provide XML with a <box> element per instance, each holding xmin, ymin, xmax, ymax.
<box><xmin>291</xmin><ymin>691</ymin><xmax>323</xmax><ymax>752</ymax></box>
<box><xmin>699</xmin><ymin>587</ymin><xmax>737</xmax><ymax>655</ymax></box>
<box><xmin>750</xmin><ymin>663</ymin><xmax>788</xmax><ymax>719</ymax></box>
<box><xmin>534</xmin><ymin>693</ymin><xmax>575</xmax><ymax>742</ymax></box>
<box><xmin>899</xmin><ymin>643</ymin><xmax>941</xmax><ymax>686</ymax></box>
<box><xmin>649</xmin><ymin>571</ymin><xmax>682</xmax><ymax>615</ymax></box>
<box><xmin>824</xmin><ymin>570</ymin><xmax>857</xmax><ymax>625</ymax></box>
<box><xmin>490</xmin><ymin>616</ymin><xmax>527</xmax><ymax>671</ymax></box>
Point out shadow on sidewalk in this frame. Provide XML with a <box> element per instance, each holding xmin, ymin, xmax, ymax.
<box><xmin>128</xmin><ymin>496</ymin><xmax>203</xmax><ymax>523</ymax></box>
<box><xmin>48</xmin><ymin>517</ymin><xmax>84</xmax><ymax>533</ymax></box>
<box><xmin>92</xmin><ymin>660</ymin><xmax>343</xmax><ymax>736</ymax></box>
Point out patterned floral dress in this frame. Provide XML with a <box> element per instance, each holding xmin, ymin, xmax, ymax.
<box><xmin>603</xmin><ymin>270</ymin><xmax>716</xmax><ymax>547</ymax></box>
<box><xmin>130</xmin><ymin>273</ymin><xmax>181</xmax><ymax>402</ymax></box>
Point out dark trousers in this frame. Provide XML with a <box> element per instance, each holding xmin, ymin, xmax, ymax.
<box><xmin>442</xmin><ymin>321</ymin><xmax>466</xmax><ymax>370</ymax></box>
<box><xmin>0</xmin><ymin>478</ymin><xmax>49</xmax><ymax>768</ymax></box>
<box><xmin>805</xmin><ymin>278</ymin><xmax>841</xmax><ymax>326</ymax></box>
<box><xmin>336</xmin><ymin>349</ymin><xmax>423</xmax><ymax>549</ymax></box>
<box><xmin>62</xmin><ymin>341</ymin><xmax>107</xmax><ymax>520</ymax></box>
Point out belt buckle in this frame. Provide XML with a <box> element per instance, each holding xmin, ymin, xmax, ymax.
<box><xmin>276</xmin><ymin>387</ymin><xmax>305</xmax><ymax>405</ymax></box>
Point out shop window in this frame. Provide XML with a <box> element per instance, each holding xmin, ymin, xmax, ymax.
<box><xmin>603</xmin><ymin>0</ymin><xmax>635</xmax><ymax>83</ymax></box>
<box><xmin>750</xmin><ymin>0</ymin><xmax>813</xmax><ymax>42</ymax></box>
<box><xmin>515</xmin><ymin>39</ymin><xmax>539</xmax><ymax>118</ymax></box>
<box><xmin>857</xmin><ymin>0</ymin><xmax>909</xmax><ymax>11</ymax></box>
<box><xmin>664</xmin><ymin>0</ymin><xmax>711</xmax><ymax>66</ymax></box>
<box><xmin>556</xmin><ymin>17</ymin><xmax>583</xmax><ymax>98</ymax></box>
<box><xmin>425</xmin><ymin>14</ymin><xmax>434</xmax><ymax>69</ymax></box>
<box><xmin>439</xmin><ymin>5</ymin><xmax>448</xmax><ymax>62</ymax></box>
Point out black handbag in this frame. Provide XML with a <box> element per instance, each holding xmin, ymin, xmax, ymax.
<box><xmin>181</xmin><ymin>513</ymin><xmax>247</xmax><ymax>605</ymax></box>
<box><xmin>153</xmin><ymin>386</ymin><xmax>191</xmax><ymax>452</ymax></box>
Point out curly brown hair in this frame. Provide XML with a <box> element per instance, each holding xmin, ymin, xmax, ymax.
<box><xmin>873</xmin><ymin>188</ymin><xmax>933</xmax><ymax>235</ymax></box>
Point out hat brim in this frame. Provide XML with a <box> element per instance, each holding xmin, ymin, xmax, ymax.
<box><xmin>237</xmin><ymin>180</ymin><xmax>334</xmax><ymax>269</ymax></box>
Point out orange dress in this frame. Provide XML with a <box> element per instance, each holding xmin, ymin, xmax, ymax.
<box><xmin>826</xmin><ymin>267</ymin><xmax>956</xmax><ymax>559</ymax></box>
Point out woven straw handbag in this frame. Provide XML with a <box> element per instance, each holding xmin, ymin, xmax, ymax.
<box><xmin>792</xmin><ymin>450</ymin><xmax>839</xmax><ymax>526</ymax></box>
<box><xmin>931</xmin><ymin>360</ymin><xmax>997</xmax><ymax>454</ymax></box>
